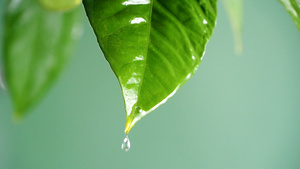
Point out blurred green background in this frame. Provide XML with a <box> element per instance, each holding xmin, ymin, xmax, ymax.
<box><xmin>1</xmin><ymin>1</ymin><xmax>300</xmax><ymax>169</ymax></box>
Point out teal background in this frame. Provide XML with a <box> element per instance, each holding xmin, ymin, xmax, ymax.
<box><xmin>1</xmin><ymin>1</ymin><xmax>300</xmax><ymax>169</ymax></box>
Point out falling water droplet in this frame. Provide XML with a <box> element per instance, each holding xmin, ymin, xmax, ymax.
<box><xmin>121</xmin><ymin>134</ymin><xmax>131</xmax><ymax>152</ymax></box>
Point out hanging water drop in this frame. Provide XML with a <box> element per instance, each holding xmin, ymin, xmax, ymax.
<box><xmin>121</xmin><ymin>134</ymin><xmax>131</xmax><ymax>152</ymax></box>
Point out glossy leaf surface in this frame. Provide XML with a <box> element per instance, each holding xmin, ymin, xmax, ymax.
<box><xmin>222</xmin><ymin>0</ymin><xmax>243</xmax><ymax>54</ymax></box>
<box><xmin>3</xmin><ymin>0</ymin><xmax>82</xmax><ymax>117</ymax></box>
<box><xmin>84</xmin><ymin>0</ymin><xmax>217</xmax><ymax>133</ymax></box>
<box><xmin>280</xmin><ymin>0</ymin><xmax>300</xmax><ymax>32</ymax></box>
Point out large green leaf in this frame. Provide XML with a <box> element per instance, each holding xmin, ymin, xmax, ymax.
<box><xmin>3</xmin><ymin>0</ymin><xmax>82</xmax><ymax>118</ymax></box>
<box><xmin>84</xmin><ymin>0</ymin><xmax>217</xmax><ymax>133</ymax></box>
<box><xmin>222</xmin><ymin>0</ymin><xmax>243</xmax><ymax>54</ymax></box>
<box><xmin>280</xmin><ymin>0</ymin><xmax>300</xmax><ymax>32</ymax></box>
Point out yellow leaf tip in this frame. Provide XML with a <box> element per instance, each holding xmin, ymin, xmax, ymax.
<box><xmin>125</xmin><ymin>118</ymin><xmax>134</xmax><ymax>134</ymax></box>
<box><xmin>12</xmin><ymin>112</ymin><xmax>23</xmax><ymax>124</ymax></box>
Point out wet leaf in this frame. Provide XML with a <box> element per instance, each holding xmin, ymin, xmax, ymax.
<box><xmin>84</xmin><ymin>0</ymin><xmax>217</xmax><ymax>133</ymax></box>
<box><xmin>280</xmin><ymin>0</ymin><xmax>300</xmax><ymax>32</ymax></box>
<box><xmin>3</xmin><ymin>0</ymin><xmax>82</xmax><ymax>118</ymax></box>
<box><xmin>222</xmin><ymin>0</ymin><xmax>243</xmax><ymax>54</ymax></box>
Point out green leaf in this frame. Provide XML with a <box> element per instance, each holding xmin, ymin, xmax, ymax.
<box><xmin>222</xmin><ymin>0</ymin><xmax>243</xmax><ymax>54</ymax></box>
<box><xmin>83</xmin><ymin>0</ymin><xmax>217</xmax><ymax>133</ymax></box>
<box><xmin>3</xmin><ymin>0</ymin><xmax>82</xmax><ymax>118</ymax></box>
<box><xmin>280</xmin><ymin>0</ymin><xmax>300</xmax><ymax>32</ymax></box>
<box><xmin>39</xmin><ymin>0</ymin><xmax>82</xmax><ymax>11</ymax></box>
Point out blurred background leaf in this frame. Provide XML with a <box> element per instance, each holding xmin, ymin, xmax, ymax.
<box><xmin>3</xmin><ymin>0</ymin><xmax>82</xmax><ymax>118</ymax></box>
<box><xmin>280</xmin><ymin>0</ymin><xmax>300</xmax><ymax>32</ymax></box>
<box><xmin>223</xmin><ymin>0</ymin><xmax>243</xmax><ymax>54</ymax></box>
<box><xmin>0</xmin><ymin>72</ymin><xmax>5</xmax><ymax>90</ymax></box>
<box><xmin>39</xmin><ymin>0</ymin><xmax>82</xmax><ymax>11</ymax></box>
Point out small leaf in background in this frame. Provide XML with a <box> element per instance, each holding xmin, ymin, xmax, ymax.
<box><xmin>3</xmin><ymin>0</ymin><xmax>82</xmax><ymax>118</ymax></box>
<box><xmin>222</xmin><ymin>0</ymin><xmax>243</xmax><ymax>55</ymax></box>
<box><xmin>39</xmin><ymin>0</ymin><xmax>82</xmax><ymax>11</ymax></box>
<box><xmin>84</xmin><ymin>0</ymin><xmax>217</xmax><ymax>133</ymax></box>
<box><xmin>280</xmin><ymin>0</ymin><xmax>300</xmax><ymax>32</ymax></box>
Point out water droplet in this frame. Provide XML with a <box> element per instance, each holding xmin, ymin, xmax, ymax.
<box><xmin>121</xmin><ymin>134</ymin><xmax>131</xmax><ymax>152</ymax></box>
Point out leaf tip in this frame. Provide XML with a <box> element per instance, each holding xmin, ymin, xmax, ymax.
<box><xmin>125</xmin><ymin>118</ymin><xmax>134</xmax><ymax>134</ymax></box>
<box><xmin>12</xmin><ymin>112</ymin><xmax>23</xmax><ymax>124</ymax></box>
<box><xmin>234</xmin><ymin>41</ymin><xmax>243</xmax><ymax>56</ymax></box>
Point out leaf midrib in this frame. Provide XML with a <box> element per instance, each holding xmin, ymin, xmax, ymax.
<box><xmin>135</xmin><ymin>0</ymin><xmax>154</xmax><ymax>110</ymax></box>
